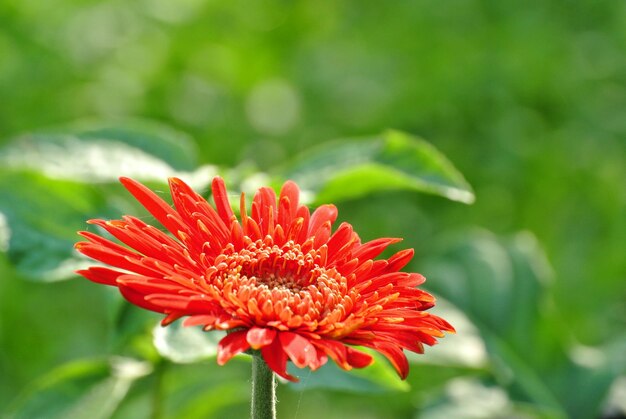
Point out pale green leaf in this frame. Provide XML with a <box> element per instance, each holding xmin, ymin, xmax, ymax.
<box><xmin>153</xmin><ymin>321</ymin><xmax>225</xmax><ymax>364</ymax></box>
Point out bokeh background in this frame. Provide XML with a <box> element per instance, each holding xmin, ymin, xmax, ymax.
<box><xmin>0</xmin><ymin>1</ymin><xmax>624</xmax><ymax>418</ymax></box>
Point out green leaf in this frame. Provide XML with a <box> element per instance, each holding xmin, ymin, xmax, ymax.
<box><xmin>420</xmin><ymin>378</ymin><xmax>563</xmax><ymax>419</ymax></box>
<box><xmin>0</xmin><ymin>170</ymin><xmax>115</xmax><ymax>281</ymax></box>
<box><xmin>153</xmin><ymin>360</ymin><xmax>250</xmax><ymax>419</ymax></box>
<box><xmin>109</xmin><ymin>301</ymin><xmax>162</xmax><ymax>362</ymax></box>
<box><xmin>288</xmin><ymin>351</ymin><xmax>409</xmax><ymax>393</ymax></box>
<box><xmin>423</xmin><ymin>230</ymin><xmax>618</xmax><ymax>419</ymax></box>
<box><xmin>0</xmin><ymin>122</ymin><xmax>211</xmax><ymax>184</ymax></box>
<box><xmin>276</xmin><ymin>130</ymin><xmax>474</xmax><ymax>205</ymax></box>
<box><xmin>166</xmin><ymin>381</ymin><xmax>249</xmax><ymax>419</ymax></box>
<box><xmin>5</xmin><ymin>357</ymin><xmax>151</xmax><ymax>419</ymax></box>
<box><xmin>408</xmin><ymin>300</ymin><xmax>487</xmax><ymax>370</ymax></box>
<box><xmin>0</xmin><ymin>212</ymin><xmax>9</xmax><ymax>253</ymax></box>
<box><xmin>152</xmin><ymin>321</ymin><xmax>225</xmax><ymax>364</ymax></box>
<box><xmin>423</xmin><ymin>231</ymin><xmax>565</xmax><ymax>411</ymax></box>
<box><xmin>0</xmin><ymin>122</ymin><xmax>217</xmax><ymax>281</ymax></box>
<box><xmin>66</xmin><ymin>119</ymin><xmax>199</xmax><ymax>171</ymax></box>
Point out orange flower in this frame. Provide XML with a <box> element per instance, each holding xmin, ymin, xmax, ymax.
<box><xmin>75</xmin><ymin>177</ymin><xmax>454</xmax><ymax>381</ymax></box>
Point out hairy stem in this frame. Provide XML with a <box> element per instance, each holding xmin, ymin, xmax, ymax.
<box><xmin>251</xmin><ymin>356</ymin><xmax>276</xmax><ymax>419</ymax></box>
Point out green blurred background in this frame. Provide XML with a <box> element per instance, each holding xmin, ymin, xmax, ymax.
<box><xmin>0</xmin><ymin>1</ymin><xmax>624</xmax><ymax>418</ymax></box>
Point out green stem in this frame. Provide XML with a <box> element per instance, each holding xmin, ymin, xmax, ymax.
<box><xmin>251</xmin><ymin>355</ymin><xmax>276</xmax><ymax>419</ymax></box>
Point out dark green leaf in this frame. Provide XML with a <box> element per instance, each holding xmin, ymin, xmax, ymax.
<box><xmin>276</xmin><ymin>130</ymin><xmax>474</xmax><ymax>205</ymax></box>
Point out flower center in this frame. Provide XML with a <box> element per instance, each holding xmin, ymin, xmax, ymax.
<box><xmin>206</xmin><ymin>239</ymin><xmax>354</xmax><ymax>331</ymax></box>
<box><xmin>237</xmin><ymin>241</ymin><xmax>318</xmax><ymax>291</ymax></box>
<box><xmin>254</xmin><ymin>272</ymin><xmax>304</xmax><ymax>293</ymax></box>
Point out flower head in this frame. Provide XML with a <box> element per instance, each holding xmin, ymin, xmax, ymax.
<box><xmin>76</xmin><ymin>177</ymin><xmax>454</xmax><ymax>381</ymax></box>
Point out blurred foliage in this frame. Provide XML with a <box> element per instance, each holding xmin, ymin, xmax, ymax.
<box><xmin>0</xmin><ymin>0</ymin><xmax>625</xmax><ymax>418</ymax></box>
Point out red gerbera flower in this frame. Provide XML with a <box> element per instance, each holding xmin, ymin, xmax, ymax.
<box><xmin>75</xmin><ymin>177</ymin><xmax>454</xmax><ymax>381</ymax></box>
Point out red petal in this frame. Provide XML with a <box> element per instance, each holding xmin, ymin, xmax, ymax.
<box><xmin>286</xmin><ymin>217</ymin><xmax>304</xmax><ymax>242</ymax></box>
<box><xmin>75</xmin><ymin>243</ymin><xmax>158</xmax><ymax>278</ymax></box>
<box><xmin>211</xmin><ymin>177</ymin><xmax>235</xmax><ymax>224</ymax></box>
<box><xmin>76</xmin><ymin>267</ymin><xmax>123</xmax><ymax>286</ymax></box>
<box><xmin>252</xmin><ymin>187</ymin><xmax>277</xmax><ymax>237</ymax></box>
<box><xmin>194</xmin><ymin>212</ymin><xmax>230</xmax><ymax>249</ymax></box>
<box><xmin>384</xmin><ymin>249</ymin><xmax>414</xmax><ymax>273</ymax></box>
<box><xmin>345</xmin><ymin>347</ymin><xmax>374</xmax><ymax>368</ymax></box>
<box><xmin>371</xmin><ymin>342</ymin><xmax>410</xmax><ymax>379</ymax></box>
<box><xmin>246</xmin><ymin>327</ymin><xmax>277</xmax><ymax>349</ymax></box>
<box><xmin>161</xmin><ymin>312</ymin><xmax>184</xmax><ymax>326</ymax></box>
<box><xmin>124</xmin><ymin>216</ymin><xmax>182</xmax><ymax>248</ymax></box>
<box><xmin>278</xmin><ymin>181</ymin><xmax>299</xmax><ymax>228</ymax></box>
<box><xmin>118</xmin><ymin>284</ymin><xmax>165</xmax><ymax>313</ymax></box>
<box><xmin>312</xmin><ymin>220</ymin><xmax>332</xmax><ymax>248</ymax></box>
<box><xmin>326</xmin><ymin>222</ymin><xmax>358</xmax><ymax>262</ymax></box>
<box><xmin>230</xmin><ymin>219</ymin><xmax>245</xmax><ymax>250</ymax></box>
<box><xmin>183</xmin><ymin>315</ymin><xmax>218</xmax><ymax>327</ymax></box>
<box><xmin>144</xmin><ymin>293</ymin><xmax>214</xmax><ymax>312</ymax></box>
<box><xmin>308</xmin><ymin>204</ymin><xmax>337</xmax><ymax>237</ymax></box>
<box><xmin>279</xmin><ymin>332</ymin><xmax>316</xmax><ymax>368</ymax></box>
<box><xmin>295</xmin><ymin>206</ymin><xmax>311</xmax><ymax>243</ymax></box>
<box><xmin>311</xmin><ymin>339</ymin><xmax>349</xmax><ymax>370</ymax></box>
<box><xmin>398</xmin><ymin>273</ymin><xmax>426</xmax><ymax>287</ymax></box>
<box><xmin>116</xmin><ymin>276</ymin><xmax>184</xmax><ymax>295</ymax></box>
<box><xmin>352</xmin><ymin>238</ymin><xmax>402</xmax><ymax>261</ymax></box>
<box><xmin>87</xmin><ymin>219</ymin><xmax>163</xmax><ymax>260</ymax></box>
<box><xmin>356</xmin><ymin>272</ymin><xmax>415</xmax><ymax>293</ymax></box>
<box><xmin>261</xmin><ymin>337</ymin><xmax>298</xmax><ymax>381</ymax></box>
<box><xmin>309</xmin><ymin>347</ymin><xmax>328</xmax><ymax>371</ymax></box>
<box><xmin>335</xmin><ymin>257</ymin><xmax>360</xmax><ymax>276</ymax></box>
<box><xmin>168</xmin><ymin>177</ymin><xmax>210</xmax><ymax>220</ymax></box>
<box><xmin>217</xmin><ymin>330</ymin><xmax>250</xmax><ymax>365</ymax></box>
<box><xmin>119</xmin><ymin>177</ymin><xmax>188</xmax><ymax>237</ymax></box>
<box><xmin>244</xmin><ymin>217</ymin><xmax>262</xmax><ymax>241</ymax></box>
<box><xmin>351</xmin><ymin>260</ymin><xmax>374</xmax><ymax>284</ymax></box>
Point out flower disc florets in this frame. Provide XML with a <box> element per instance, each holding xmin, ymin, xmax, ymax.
<box><xmin>76</xmin><ymin>176</ymin><xmax>454</xmax><ymax>381</ymax></box>
<box><xmin>209</xmin><ymin>240</ymin><xmax>352</xmax><ymax>332</ymax></box>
